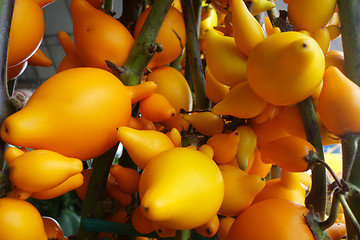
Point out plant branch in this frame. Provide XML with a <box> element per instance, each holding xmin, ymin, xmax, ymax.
<box><xmin>298</xmin><ymin>97</ymin><xmax>327</xmax><ymax>219</ymax></box>
<box><xmin>181</xmin><ymin>0</ymin><xmax>210</xmax><ymax>110</ymax></box>
<box><xmin>339</xmin><ymin>193</ymin><xmax>360</xmax><ymax>238</ymax></box>
<box><xmin>341</xmin><ymin>133</ymin><xmax>359</xmax><ymax>182</ymax></box>
<box><xmin>338</xmin><ymin>0</ymin><xmax>360</xmax><ymax>86</ymax></box>
<box><xmin>175</xmin><ymin>229</ymin><xmax>191</xmax><ymax>240</ymax></box>
<box><xmin>0</xmin><ymin>0</ymin><xmax>15</xmax><ymax>171</ymax></box>
<box><xmin>118</xmin><ymin>0</ymin><xmax>174</xmax><ymax>86</ymax></box>
<box><xmin>318</xmin><ymin>188</ymin><xmax>341</xmax><ymax>231</ymax></box>
<box><xmin>119</xmin><ymin>0</ymin><xmax>147</xmax><ymax>35</ymax></box>
<box><xmin>76</xmin><ymin>144</ymin><xmax>119</xmax><ymax>240</ymax></box>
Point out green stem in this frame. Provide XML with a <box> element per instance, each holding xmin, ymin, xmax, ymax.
<box><xmin>338</xmin><ymin>0</ymin><xmax>360</xmax><ymax>86</ymax></box>
<box><xmin>119</xmin><ymin>0</ymin><xmax>147</xmax><ymax>35</ymax></box>
<box><xmin>180</xmin><ymin>0</ymin><xmax>210</xmax><ymax>110</ymax></box>
<box><xmin>118</xmin><ymin>0</ymin><xmax>174</xmax><ymax>86</ymax></box>
<box><xmin>298</xmin><ymin>97</ymin><xmax>327</xmax><ymax>219</ymax></box>
<box><xmin>337</xmin><ymin>2</ymin><xmax>360</xmax><ymax>238</ymax></box>
<box><xmin>0</xmin><ymin>0</ymin><xmax>15</xmax><ymax>171</ymax></box>
<box><xmin>341</xmin><ymin>134</ymin><xmax>359</xmax><ymax>182</ymax></box>
<box><xmin>77</xmin><ymin>144</ymin><xmax>119</xmax><ymax>240</ymax></box>
<box><xmin>175</xmin><ymin>229</ymin><xmax>191</xmax><ymax>240</ymax></box>
<box><xmin>104</xmin><ymin>0</ymin><xmax>113</xmax><ymax>14</ymax></box>
<box><xmin>318</xmin><ymin>188</ymin><xmax>341</xmax><ymax>231</ymax></box>
<box><xmin>339</xmin><ymin>193</ymin><xmax>360</xmax><ymax>238</ymax></box>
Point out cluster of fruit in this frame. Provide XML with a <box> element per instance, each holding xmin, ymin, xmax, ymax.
<box><xmin>0</xmin><ymin>0</ymin><xmax>356</xmax><ymax>239</ymax></box>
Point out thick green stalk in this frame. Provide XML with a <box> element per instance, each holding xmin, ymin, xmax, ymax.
<box><xmin>0</xmin><ymin>0</ymin><xmax>15</xmax><ymax>171</ymax></box>
<box><xmin>181</xmin><ymin>0</ymin><xmax>210</xmax><ymax>110</ymax></box>
<box><xmin>298</xmin><ymin>97</ymin><xmax>327</xmax><ymax>219</ymax></box>
<box><xmin>119</xmin><ymin>0</ymin><xmax>174</xmax><ymax>86</ymax></box>
<box><xmin>338</xmin><ymin>0</ymin><xmax>360</xmax><ymax>86</ymax></box>
<box><xmin>341</xmin><ymin>134</ymin><xmax>359</xmax><ymax>182</ymax></box>
<box><xmin>175</xmin><ymin>229</ymin><xmax>191</xmax><ymax>240</ymax></box>
<box><xmin>337</xmin><ymin>1</ymin><xmax>360</xmax><ymax>239</ymax></box>
<box><xmin>104</xmin><ymin>0</ymin><xmax>113</xmax><ymax>15</ymax></box>
<box><xmin>119</xmin><ymin>0</ymin><xmax>147</xmax><ymax>35</ymax></box>
<box><xmin>76</xmin><ymin>144</ymin><xmax>118</xmax><ymax>240</ymax></box>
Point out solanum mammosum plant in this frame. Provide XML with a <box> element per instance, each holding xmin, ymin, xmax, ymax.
<box><xmin>0</xmin><ymin>0</ymin><xmax>359</xmax><ymax>239</ymax></box>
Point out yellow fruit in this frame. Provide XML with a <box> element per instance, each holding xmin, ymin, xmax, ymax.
<box><xmin>252</xmin><ymin>170</ymin><xmax>307</xmax><ymax>205</ymax></box>
<box><xmin>204</xmin><ymin>28</ymin><xmax>247</xmax><ymax>87</ymax></box>
<box><xmin>226</xmin><ymin>198</ymin><xmax>315</xmax><ymax>240</ymax></box>
<box><xmin>204</xmin><ymin>66</ymin><xmax>230</xmax><ymax>103</ymax></box>
<box><xmin>231</xmin><ymin>0</ymin><xmax>265</xmax><ymax>56</ymax></box>
<box><xmin>182</xmin><ymin>111</ymin><xmax>224</xmax><ymax>136</ymax></box>
<box><xmin>247</xmin><ymin>31</ymin><xmax>325</xmax><ymax>106</ymax></box>
<box><xmin>212</xmin><ymin>81</ymin><xmax>268</xmax><ymax>118</ymax></box>
<box><xmin>235</xmin><ymin>125</ymin><xmax>257</xmax><ymax>170</ymax></box>
<box><xmin>218</xmin><ymin>164</ymin><xmax>265</xmax><ymax>216</ymax></box>
<box><xmin>0</xmin><ymin>197</ymin><xmax>47</xmax><ymax>240</ymax></box>
<box><xmin>5</xmin><ymin>147</ymin><xmax>83</xmax><ymax>193</ymax></box>
<box><xmin>206</xmin><ymin>130</ymin><xmax>241</xmax><ymax>165</ymax></box>
<box><xmin>139</xmin><ymin>147</ymin><xmax>224</xmax><ymax>230</ymax></box>
<box><xmin>287</xmin><ymin>0</ymin><xmax>337</xmax><ymax>33</ymax></box>
<box><xmin>117</xmin><ymin>127</ymin><xmax>175</xmax><ymax>169</ymax></box>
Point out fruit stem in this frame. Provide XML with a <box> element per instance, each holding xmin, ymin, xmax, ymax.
<box><xmin>175</xmin><ymin>229</ymin><xmax>191</xmax><ymax>240</ymax></box>
<box><xmin>341</xmin><ymin>133</ymin><xmax>359</xmax><ymax>182</ymax></box>
<box><xmin>318</xmin><ymin>188</ymin><xmax>341</xmax><ymax>231</ymax></box>
<box><xmin>0</xmin><ymin>0</ymin><xmax>15</xmax><ymax>172</ymax></box>
<box><xmin>341</xmin><ymin>133</ymin><xmax>360</xmax><ymax>240</ymax></box>
<box><xmin>119</xmin><ymin>0</ymin><xmax>174</xmax><ymax>86</ymax></box>
<box><xmin>338</xmin><ymin>192</ymin><xmax>360</xmax><ymax>238</ymax></box>
<box><xmin>338</xmin><ymin>0</ymin><xmax>360</xmax><ymax>86</ymax></box>
<box><xmin>181</xmin><ymin>0</ymin><xmax>210</xmax><ymax>110</ymax></box>
<box><xmin>298</xmin><ymin>97</ymin><xmax>327</xmax><ymax>220</ymax></box>
<box><xmin>76</xmin><ymin>144</ymin><xmax>119</xmax><ymax>240</ymax></box>
<box><xmin>119</xmin><ymin>0</ymin><xmax>147</xmax><ymax>35</ymax></box>
<box><xmin>104</xmin><ymin>0</ymin><xmax>113</xmax><ymax>15</ymax></box>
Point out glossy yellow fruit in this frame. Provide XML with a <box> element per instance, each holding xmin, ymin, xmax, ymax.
<box><xmin>251</xmin><ymin>104</ymin><xmax>281</xmax><ymax>125</ymax></box>
<box><xmin>325</xmin><ymin>50</ymin><xmax>345</xmax><ymax>74</ymax></box>
<box><xmin>311</xmin><ymin>27</ymin><xmax>331</xmax><ymax>55</ymax></box>
<box><xmin>204</xmin><ymin>66</ymin><xmax>230</xmax><ymax>103</ymax></box>
<box><xmin>165</xmin><ymin>128</ymin><xmax>182</xmax><ymax>147</ymax></box>
<box><xmin>318</xmin><ymin>66</ymin><xmax>360</xmax><ymax>136</ymax></box>
<box><xmin>139</xmin><ymin>93</ymin><xmax>176</xmax><ymax>122</ymax></box>
<box><xmin>252</xmin><ymin>169</ymin><xmax>307</xmax><ymax>205</ymax></box>
<box><xmin>28</xmin><ymin>48</ymin><xmax>52</xmax><ymax>67</ymax></box>
<box><xmin>146</xmin><ymin>66</ymin><xmax>193</xmax><ymax>113</ymax></box>
<box><xmin>117</xmin><ymin>127</ymin><xmax>175</xmax><ymax>169</ymax></box>
<box><xmin>235</xmin><ymin>125</ymin><xmax>257</xmax><ymax>170</ymax></box>
<box><xmin>206</xmin><ymin>130</ymin><xmax>240</xmax><ymax>164</ymax></box>
<box><xmin>31</xmin><ymin>173</ymin><xmax>84</xmax><ymax>200</ymax></box>
<box><xmin>195</xmin><ymin>214</ymin><xmax>220</xmax><ymax>237</ymax></box>
<box><xmin>204</xmin><ymin>28</ymin><xmax>247</xmax><ymax>87</ymax></box>
<box><xmin>247</xmin><ymin>31</ymin><xmax>325</xmax><ymax>106</ymax></box>
<box><xmin>71</xmin><ymin>0</ymin><xmax>134</xmax><ymax>70</ymax></box>
<box><xmin>251</xmin><ymin>0</ymin><xmax>276</xmax><ymax>16</ymax></box>
<box><xmin>218</xmin><ymin>164</ymin><xmax>266</xmax><ymax>216</ymax></box>
<box><xmin>0</xmin><ymin>197</ymin><xmax>47</xmax><ymax>240</ymax></box>
<box><xmin>226</xmin><ymin>198</ymin><xmax>315</xmax><ymax>240</ymax></box>
<box><xmin>139</xmin><ymin>147</ymin><xmax>224</xmax><ymax>230</ymax></box>
<box><xmin>259</xmin><ymin>135</ymin><xmax>315</xmax><ymax>172</ymax></box>
<box><xmin>0</xmin><ymin>68</ymin><xmax>156</xmax><ymax>160</ymax></box>
<box><xmin>217</xmin><ymin>216</ymin><xmax>235</xmax><ymax>240</ymax></box>
<box><xmin>199</xmin><ymin>4</ymin><xmax>218</xmax><ymax>40</ymax></box>
<box><xmin>182</xmin><ymin>111</ymin><xmax>224</xmax><ymax>136</ymax></box>
<box><xmin>5</xmin><ymin>147</ymin><xmax>83</xmax><ymax>193</ymax></box>
<box><xmin>212</xmin><ymin>81</ymin><xmax>268</xmax><ymax>118</ymax></box>
<box><xmin>57</xmin><ymin>31</ymin><xmax>84</xmax><ymax>72</ymax></box>
<box><xmin>231</xmin><ymin>0</ymin><xmax>265</xmax><ymax>56</ymax></box>
<box><xmin>287</xmin><ymin>0</ymin><xmax>337</xmax><ymax>33</ymax></box>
